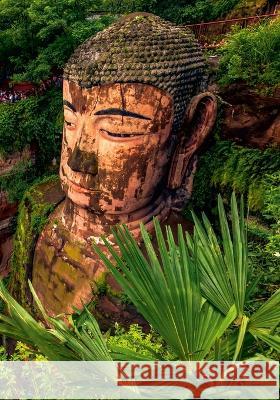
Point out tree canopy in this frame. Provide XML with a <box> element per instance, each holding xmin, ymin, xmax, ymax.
<box><xmin>0</xmin><ymin>0</ymin><xmax>245</xmax><ymax>83</ymax></box>
<box><xmin>0</xmin><ymin>0</ymin><xmax>114</xmax><ymax>82</ymax></box>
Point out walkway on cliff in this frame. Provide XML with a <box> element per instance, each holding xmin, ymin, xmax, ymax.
<box><xmin>185</xmin><ymin>11</ymin><xmax>279</xmax><ymax>46</ymax></box>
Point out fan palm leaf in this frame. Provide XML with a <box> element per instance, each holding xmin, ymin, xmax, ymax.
<box><xmin>248</xmin><ymin>289</ymin><xmax>280</xmax><ymax>352</ymax></box>
<box><xmin>0</xmin><ymin>280</ymin><xmax>111</xmax><ymax>361</ymax></box>
<box><xmin>93</xmin><ymin>220</ymin><xmax>236</xmax><ymax>360</ymax></box>
<box><xmin>186</xmin><ymin>193</ymin><xmax>248</xmax><ymax>319</ymax></box>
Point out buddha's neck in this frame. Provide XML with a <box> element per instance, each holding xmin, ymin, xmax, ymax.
<box><xmin>61</xmin><ymin>191</ymin><xmax>171</xmax><ymax>241</ymax></box>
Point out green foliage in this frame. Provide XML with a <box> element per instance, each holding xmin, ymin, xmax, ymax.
<box><xmin>261</xmin><ymin>171</ymin><xmax>280</xmax><ymax>255</ymax></box>
<box><xmin>107</xmin><ymin>323</ymin><xmax>175</xmax><ymax>360</ymax></box>
<box><xmin>0</xmin><ymin>194</ymin><xmax>279</xmax><ymax>361</ymax></box>
<box><xmin>218</xmin><ymin>18</ymin><xmax>280</xmax><ymax>88</ymax></box>
<box><xmin>95</xmin><ymin>221</ymin><xmax>236</xmax><ymax>360</ymax></box>
<box><xmin>0</xmin><ymin>0</ymin><xmax>114</xmax><ymax>82</ymax></box>
<box><xmin>190</xmin><ymin>141</ymin><xmax>280</xmax><ymax>316</ymax></box>
<box><xmin>0</xmin><ymin>160</ymin><xmax>37</xmax><ymax>203</ymax></box>
<box><xmin>191</xmin><ymin>141</ymin><xmax>280</xmax><ymax>214</ymax></box>
<box><xmin>188</xmin><ymin>194</ymin><xmax>248</xmax><ymax>318</ymax></box>
<box><xmin>108</xmin><ymin>0</ymin><xmax>240</xmax><ymax>24</ymax></box>
<box><xmin>247</xmin><ymin>242</ymin><xmax>280</xmax><ymax>310</ymax></box>
<box><xmin>0</xmin><ymin>87</ymin><xmax>62</xmax><ymax>160</ymax></box>
<box><xmin>102</xmin><ymin>0</ymin><xmax>156</xmax><ymax>14</ymax></box>
<box><xmin>0</xmin><ymin>280</ymin><xmax>112</xmax><ymax>360</ymax></box>
<box><xmin>0</xmin><ymin>0</ymin><xmax>244</xmax><ymax>83</ymax></box>
<box><xmin>0</xmin><ymin>87</ymin><xmax>62</xmax><ymax>199</ymax></box>
<box><xmin>263</xmin><ymin>171</ymin><xmax>280</xmax><ymax>222</ymax></box>
<box><xmin>0</xmin><ymin>342</ymin><xmax>46</xmax><ymax>361</ymax></box>
<box><xmin>94</xmin><ymin>194</ymin><xmax>280</xmax><ymax>359</ymax></box>
<box><xmin>165</xmin><ymin>0</ymin><xmax>240</xmax><ymax>24</ymax></box>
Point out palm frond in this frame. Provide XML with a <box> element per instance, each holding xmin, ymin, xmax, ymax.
<box><xmin>249</xmin><ymin>329</ymin><xmax>280</xmax><ymax>353</ymax></box>
<box><xmin>93</xmin><ymin>220</ymin><xmax>236</xmax><ymax>360</ymax></box>
<box><xmin>233</xmin><ymin>315</ymin><xmax>249</xmax><ymax>360</ymax></box>
<box><xmin>248</xmin><ymin>289</ymin><xmax>280</xmax><ymax>353</ymax></box>
<box><xmin>0</xmin><ymin>280</ymin><xmax>111</xmax><ymax>360</ymax></box>
<box><xmin>188</xmin><ymin>192</ymin><xmax>248</xmax><ymax>319</ymax></box>
<box><xmin>249</xmin><ymin>289</ymin><xmax>280</xmax><ymax>332</ymax></box>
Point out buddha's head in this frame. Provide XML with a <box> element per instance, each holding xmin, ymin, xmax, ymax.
<box><xmin>61</xmin><ymin>13</ymin><xmax>217</xmax><ymax>218</ymax></box>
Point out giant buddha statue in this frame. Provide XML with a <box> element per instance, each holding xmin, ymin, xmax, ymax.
<box><xmin>25</xmin><ymin>13</ymin><xmax>217</xmax><ymax>316</ymax></box>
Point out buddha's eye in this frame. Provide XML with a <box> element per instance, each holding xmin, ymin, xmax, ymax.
<box><xmin>64</xmin><ymin>107</ymin><xmax>77</xmax><ymax>130</ymax></box>
<box><xmin>64</xmin><ymin>119</ymin><xmax>76</xmax><ymax>130</ymax></box>
<box><xmin>100</xmin><ymin>129</ymin><xmax>144</xmax><ymax>139</ymax></box>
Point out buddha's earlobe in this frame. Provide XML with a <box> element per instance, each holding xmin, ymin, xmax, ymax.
<box><xmin>167</xmin><ymin>91</ymin><xmax>217</xmax><ymax>193</ymax></box>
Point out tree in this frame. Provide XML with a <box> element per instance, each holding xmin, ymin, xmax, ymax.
<box><xmin>0</xmin><ymin>0</ymin><xmax>114</xmax><ymax>82</ymax></box>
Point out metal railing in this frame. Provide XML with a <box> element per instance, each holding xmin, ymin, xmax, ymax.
<box><xmin>185</xmin><ymin>12</ymin><xmax>279</xmax><ymax>43</ymax></box>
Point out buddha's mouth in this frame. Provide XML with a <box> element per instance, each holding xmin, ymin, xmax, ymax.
<box><xmin>61</xmin><ymin>165</ymin><xmax>100</xmax><ymax>194</ymax></box>
<box><xmin>67</xmin><ymin>177</ymin><xmax>101</xmax><ymax>194</ymax></box>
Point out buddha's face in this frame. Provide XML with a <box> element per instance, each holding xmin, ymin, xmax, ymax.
<box><xmin>60</xmin><ymin>81</ymin><xmax>174</xmax><ymax>214</ymax></box>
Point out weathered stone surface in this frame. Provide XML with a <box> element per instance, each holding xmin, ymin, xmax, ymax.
<box><xmin>33</xmin><ymin>202</ymin><xmax>107</xmax><ymax>316</ymax></box>
<box><xmin>0</xmin><ymin>147</ymin><xmax>35</xmax><ymax>277</ymax></box>
<box><xmin>9</xmin><ymin>176</ymin><xmax>65</xmax><ymax>310</ymax></box>
<box><xmin>213</xmin><ymin>83</ymin><xmax>280</xmax><ymax>148</ymax></box>
<box><xmin>29</xmin><ymin>13</ymin><xmax>217</xmax><ymax>317</ymax></box>
<box><xmin>0</xmin><ymin>234</ymin><xmax>13</xmax><ymax>277</ymax></box>
<box><xmin>64</xmin><ymin>13</ymin><xmax>207</xmax><ymax>133</ymax></box>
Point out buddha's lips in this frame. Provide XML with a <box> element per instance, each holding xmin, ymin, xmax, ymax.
<box><xmin>67</xmin><ymin>178</ymin><xmax>101</xmax><ymax>194</ymax></box>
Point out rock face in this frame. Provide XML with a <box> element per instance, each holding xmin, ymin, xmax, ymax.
<box><xmin>0</xmin><ymin>191</ymin><xmax>17</xmax><ymax>276</ymax></box>
<box><xmin>211</xmin><ymin>83</ymin><xmax>280</xmax><ymax>149</ymax></box>
<box><xmin>10</xmin><ymin>13</ymin><xmax>218</xmax><ymax>317</ymax></box>
<box><xmin>33</xmin><ymin>201</ymin><xmax>107</xmax><ymax>316</ymax></box>
<box><xmin>9</xmin><ymin>177</ymin><xmax>65</xmax><ymax>310</ymax></box>
<box><xmin>0</xmin><ymin>147</ymin><xmax>35</xmax><ymax>275</ymax></box>
<box><xmin>7</xmin><ymin>17</ymin><xmax>279</xmax><ymax>322</ymax></box>
<box><xmin>227</xmin><ymin>0</ymin><xmax>273</xmax><ymax>18</ymax></box>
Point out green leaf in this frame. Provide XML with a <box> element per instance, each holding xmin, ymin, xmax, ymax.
<box><xmin>190</xmin><ymin>192</ymin><xmax>248</xmax><ymax>318</ymax></box>
<box><xmin>93</xmin><ymin>219</ymin><xmax>235</xmax><ymax>360</ymax></box>
<box><xmin>0</xmin><ymin>280</ymin><xmax>111</xmax><ymax>361</ymax></box>
<box><xmin>249</xmin><ymin>289</ymin><xmax>280</xmax><ymax>332</ymax></box>
<box><xmin>233</xmin><ymin>315</ymin><xmax>249</xmax><ymax>361</ymax></box>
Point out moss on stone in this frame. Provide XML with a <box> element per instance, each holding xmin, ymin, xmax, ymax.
<box><xmin>63</xmin><ymin>242</ymin><xmax>83</xmax><ymax>264</ymax></box>
<box><xmin>8</xmin><ymin>175</ymin><xmax>64</xmax><ymax>310</ymax></box>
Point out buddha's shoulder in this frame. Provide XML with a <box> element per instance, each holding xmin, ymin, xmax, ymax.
<box><xmin>14</xmin><ymin>175</ymin><xmax>65</xmax><ymax>247</ymax></box>
<box><xmin>24</xmin><ymin>175</ymin><xmax>65</xmax><ymax>209</ymax></box>
<box><xmin>16</xmin><ymin>174</ymin><xmax>65</xmax><ymax>241</ymax></box>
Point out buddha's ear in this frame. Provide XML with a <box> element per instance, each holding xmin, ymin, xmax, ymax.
<box><xmin>168</xmin><ymin>92</ymin><xmax>217</xmax><ymax>190</ymax></box>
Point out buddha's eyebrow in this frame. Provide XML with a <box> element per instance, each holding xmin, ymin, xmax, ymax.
<box><xmin>94</xmin><ymin>108</ymin><xmax>151</xmax><ymax>120</ymax></box>
<box><xmin>63</xmin><ymin>100</ymin><xmax>76</xmax><ymax>112</ymax></box>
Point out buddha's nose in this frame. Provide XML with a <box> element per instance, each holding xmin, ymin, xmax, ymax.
<box><xmin>67</xmin><ymin>145</ymin><xmax>98</xmax><ymax>175</ymax></box>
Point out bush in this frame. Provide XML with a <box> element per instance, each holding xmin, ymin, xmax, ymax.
<box><xmin>263</xmin><ymin>171</ymin><xmax>280</xmax><ymax>222</ymax></box>
<box><xmin>107</xmin><ymin>324</ymin><xmax>175</xmax><ymax>360</ymax></box>
<box><xmin>0</xmin><ymin>342</ymin><xmax>46</xmax><ymax>361</ymax></box>
<box><xmin>190</xmin><ymin>141</ymin><xmax>280</xmax><ymax>214</ymax></box>
<box><xmin>0</xmin><ymin>87</ymin><xmax>62</xmax><ymax>201</ymax></box>
<box><xmin>0</xmin><ymin>160</ymin><xmax>37</xmax><ymax>203</ymax></box>
<box><xmin>190</xmin><ymin>140</ymin><xmax>280</xmax><ymax>295</ymax></box>
<box><xmin>138</xmin><ymin>0</ymin><xmax>241</xmax><ymax>24</ymax></box>
<box><xmin>0</xmin><ymin>0</ymin><xmax>114</xmax><ymax>83</ymax></box>
<box><xmin>0</xmin><ymin>87</ymin><xmax>62</xmax><ymax>161</ymax></box>
<box><xmin>218</xmin><ymin>17</ymin><xmax>280</xmax><ymax>88</ymax></box>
